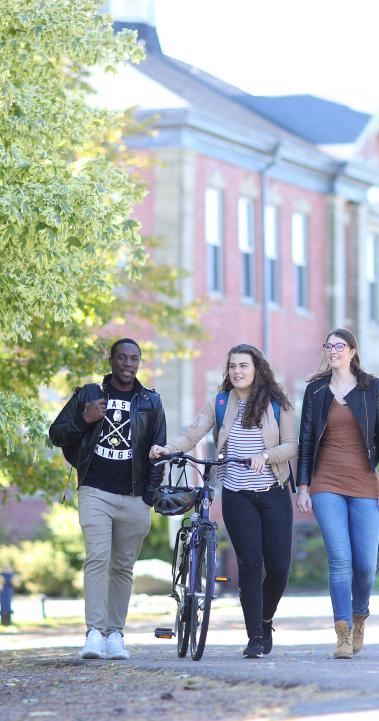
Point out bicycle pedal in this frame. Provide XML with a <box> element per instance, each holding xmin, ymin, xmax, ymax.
<box><xmin>154</xmin><ymin>627</ymin><xmax>176</xmax><ymax>639</ymax></box>
<box><xmin>214</xmin><ymin>575</ymin><xmax>231</xmax><ymax>583</ymax></box>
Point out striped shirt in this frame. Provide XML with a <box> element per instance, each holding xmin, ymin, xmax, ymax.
<box><xmin>220</xmin><ymin>400</ymin><xmax>277</xmax><ymax>492</ymax></box>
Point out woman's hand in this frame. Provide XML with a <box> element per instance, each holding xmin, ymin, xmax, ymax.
<box><xmin>296</xmin><ymin>486</ymin><xmax>312</xmax><ymax>513</ymax></box>
<box><xmin>149</xmin><ymin>445</ymin><xmax>169</xmax><ymax>460</ymax></box>
<box><xmin>249</xmin><ymin>453</ymin><xmax>267</xmax><ymax>474</ymax></box>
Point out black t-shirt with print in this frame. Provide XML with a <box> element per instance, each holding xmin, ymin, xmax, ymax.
<box><xmin>83</xmin><ymin>385</ymin><xmax>134</xmax><ymax>494</ymax></box>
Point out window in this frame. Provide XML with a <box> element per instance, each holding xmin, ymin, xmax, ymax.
<box><xmin>205</xmin><ymin>188</ymin><xmax>223</xmax><ymax>293</ymax></box>
<box><xmin>264</xmin><ymin>205</ymin><xmax>280</xmax><ymax>303</ymax></box>
<box><xmin>367</xmin><ymin>233</ymin><xmax>379</xmax><ymax>322</ymax></box>
<box><xmin>238</xmin><ymin>197</ymin><xmax>256</xmax><ymax>299</ymax></box>
<box><xmin>342</xmin><ymin>223</ymin><xmax>353</xmax><ymax>320</ymax></box>
<box><xmin>292</xmin><ymin>213</ymin><xmax>308</xmax><ymax>310</ymax></box>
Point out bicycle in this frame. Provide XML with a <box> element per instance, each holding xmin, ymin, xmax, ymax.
<box><xmin>153</xmin><ymin>452</ymin><xmax>250</xmax><ymax>661</ymax></box>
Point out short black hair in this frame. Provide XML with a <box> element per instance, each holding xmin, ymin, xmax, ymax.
<box><xmin>110</xmin><ymin>338</ymin><xmax>141</xmax><ymax>358</ymax></box>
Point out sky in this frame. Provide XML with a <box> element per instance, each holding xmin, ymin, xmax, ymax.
<box><xmin>151</xmin><ymin>0</ymin><xmax>379</xmax><ymax>115</ymax></box>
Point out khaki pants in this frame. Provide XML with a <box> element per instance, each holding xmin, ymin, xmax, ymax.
<box><xmin>78</xmin><ymin>486</ymin><xmax>151</xmax><ymax>635</ymax></box>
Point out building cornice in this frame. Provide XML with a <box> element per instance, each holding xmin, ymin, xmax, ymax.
<box><xmin>128</xmin><ymin>107</ymin><xmax>379</xmax><ymax>201</ymax></box>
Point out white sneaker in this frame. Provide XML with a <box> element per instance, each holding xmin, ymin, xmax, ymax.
<box><xmin>79</xmin><ymin>629</ymin><xmax>106</xmax><ymax>659</ymax></box>
<box><xmin>107</xmin><ymin>631</ymin><xmax>129</xmax><ymax>660</ymax></box>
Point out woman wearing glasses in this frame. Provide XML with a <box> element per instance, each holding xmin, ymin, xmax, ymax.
<box><xmin>297</xmin><ymin>328</ymin><xmax>379</xmax><ymax>659</ymax></box>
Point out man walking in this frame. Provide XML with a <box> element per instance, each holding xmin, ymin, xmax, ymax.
<box><xmin>49</xmin><ymin>338</ymin><xmax>166</xmax><ymax>659</ymax></box>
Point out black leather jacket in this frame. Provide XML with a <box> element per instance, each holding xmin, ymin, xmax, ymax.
<box><xmin>49</xmin><ymin>374</ymin><xmax>166</xmax><ymax>504</ymax></box>
<box><xmin>297</xmin><ymin>374</ymin><xmax>379</xmax><ymax>487</ymax></box>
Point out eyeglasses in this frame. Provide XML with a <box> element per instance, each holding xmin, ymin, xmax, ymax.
<box><xmin>323</xmin><ymin>342</ymin><xmax>348</xmax><ymax>353</ymax></box>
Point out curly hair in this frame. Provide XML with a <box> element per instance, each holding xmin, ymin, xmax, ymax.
<box><xmin>307</xmin><ymin>328</ymin><xmax>374</xmax><ymax>389</ymax></box>
<box><xmin>220</xmin><ymin>344</ymin><xmax>292</xmax><ymax>427</ymax></box>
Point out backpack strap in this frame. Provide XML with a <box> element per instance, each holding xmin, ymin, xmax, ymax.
<box><xmin>271</xmin><ymin>398</ymin><xmax>296</xmax><ymax>493</ymax></box>
<box><xmin>215</xmin><ymin>391</ymin><xmax>229</xmax><ymax>432</ymax></box>
<box><xmin>270</xmin><ymin>397</ymin><xmax>280</xmax><ymax>425</ymax></box>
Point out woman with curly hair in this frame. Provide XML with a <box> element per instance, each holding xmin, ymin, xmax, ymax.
<box><xmin>297</xmin><ymin>328</ymin><xmax>379</xmax><ymax>659</ymax></box>
<box><xmin>150</xmin><ymin>343</ymin><xmax>297</xmax><ymax>658</ymax></box>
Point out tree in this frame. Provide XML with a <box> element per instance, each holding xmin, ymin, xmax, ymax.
<box><xmin>0</xmin><ymin>1</ymin><xmax>203</xmax><ymax>498</ymax></box>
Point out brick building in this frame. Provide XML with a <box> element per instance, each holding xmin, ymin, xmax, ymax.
<box><xmin>4</xmin><ymin>2</ymin><xmax>379</xmax><ymax>548</ymax></box>
<box><xmin>92</xmin><ymin>2</ymin><xmax>379</xmax><ymax>442</ymax></box>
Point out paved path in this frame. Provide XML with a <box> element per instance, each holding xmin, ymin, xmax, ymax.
<box><xmin>1</xmin><ymin>594</ymin><xmax>379</xmax><ymax>720</ymax></box>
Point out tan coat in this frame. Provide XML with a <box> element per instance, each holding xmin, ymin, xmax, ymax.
<box><xmin>165</xmin><ymin>388</ymin><xmax>298</xmax><ymax>486</ymax></box>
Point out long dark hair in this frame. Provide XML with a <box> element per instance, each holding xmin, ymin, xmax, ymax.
<box><xmin>307</xmin><ymin>327</ymin><xmax>374</xmax><ymax>388</ymax></box>
<box><xmin>220</xmin><ymin>343</ymin><xmax>291</xmax><ymax>427</ymax></box>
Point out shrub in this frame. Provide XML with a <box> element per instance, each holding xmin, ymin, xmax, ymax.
<box><xmin>289</xmin><ymin>522</ymin><xmax>328</xmax><ymax>589</ymax></box>
<box><xmin>0</xmin><ymin>539</ymin><xmax>83</xmax><ymax>597</ymax></box>
<box><xmin>139</xmin><ymin>512</ymin><xmax>171</xmax><ymax>562</ymax></box>
<box><xmin>43</xmin><ymin>503</ymin><xmax>84</xmax><ymax>570</ymax></box>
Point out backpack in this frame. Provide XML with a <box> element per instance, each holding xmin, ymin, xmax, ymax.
<box><xmin>215</xmin><ymin>391</ymin><xmax>295</xmax><ymax>492</ymax></box>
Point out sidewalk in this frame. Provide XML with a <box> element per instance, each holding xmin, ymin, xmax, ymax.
<box><xmin>2</xmin><ymin>593</ymin><xmax>379</xmax><ymax>657</ymax></box>
<box><xmin>1</xmin><ymin>593</ymin><xmax>379</xmax><ymax>721</ymax></box>
<box><xmin>8</xmin><ymin>590</ymin><xmax>379</xmax><ymax>622</ymax></box>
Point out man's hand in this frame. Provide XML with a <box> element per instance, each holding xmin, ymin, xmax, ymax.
<box><xmin>83</xmin><ymin>399</ymin><xmax>107</xmax><ymax>424</ymax></box>
<box><xmin>149</xmin><ymin>445</ymin><xmax>170</xmax><ymax>460</ymax></box>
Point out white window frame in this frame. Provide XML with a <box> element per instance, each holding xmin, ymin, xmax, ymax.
<box><xmin>238</xmin><ymin>197</ymin><xmax>256</xmax><ymax>299</ymax></box>
<box><xmin>367</xmin><ymin>233</ymin><xmax>379</xmax><ymax>322</ymax></box>
<box><xmin>291</xmin><ymin>212</ymin><xmax>308</xmax><ymax>310</ymax></box>
<box><xmin>264</xmin><ymin>205</ymin><xmax>280</xmax><ymax>304</ymax></box>
<box><xmin>205</xmin><ymin>188</ymin><xmax>223</xmax><ymax>293</ymax></box>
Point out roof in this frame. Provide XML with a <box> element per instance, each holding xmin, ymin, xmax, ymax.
<box><xmin>108</xmin><ymin>21</ymin><xmax>379</xmax><ymax>198</ymax></box>
<box><xmin>114</xmin><ymin>22</ymin><xmax>370</xmax><ymax>147</ymax></box>
<box><xmin>164</xmin><ymin>58</ymin><xmax>371</xmax><ymax>145</ymax></box>
<box><xmin>236</xmin><ymin>94</ymin><xmax>370</xmax><ymax>144</ymax></box>
<box><xmin>113</xmin><ymin>21</ymin><xmax>311</xmax><ymax>145</ymax></box>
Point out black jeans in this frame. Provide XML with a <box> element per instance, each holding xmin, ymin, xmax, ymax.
<box><xmin>222</xmin><ymin>484</ymin><xmax>293</xmax><ymax>639</ymax></box>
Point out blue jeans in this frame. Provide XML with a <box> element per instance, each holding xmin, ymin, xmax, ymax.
<box><xmin>312</xmin><ymin>492</ymin><xmax>379</xmax><ymax>627</ymax></box>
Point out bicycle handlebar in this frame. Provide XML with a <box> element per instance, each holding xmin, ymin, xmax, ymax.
<box><xmin>154</xmin><ymin>452</ymin><xmax>251</xmax><ymax>468</ymax></box>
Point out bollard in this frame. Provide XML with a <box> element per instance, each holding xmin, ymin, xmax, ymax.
<box><xmin>0</xmin><ymin>571</ymin><xmax>14</xmax><ymax>625</ymax></box>
<box><xmin>41</xmin><ymin>594</ymin><xmax>47</xmax><ymax>619</ymax></box>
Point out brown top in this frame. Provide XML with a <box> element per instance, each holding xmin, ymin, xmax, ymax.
<box><xmin>311</xmin><ymin>399</ymin><xmax>378</xmax><ymax>498</ymax></box>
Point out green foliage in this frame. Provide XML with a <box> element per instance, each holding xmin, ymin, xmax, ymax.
<box><xmin>0</xmin><ymin>503</ymin><xmax>84</xmax><ymax>596</ymax></box>
<box><xmin>43</xmin><ymin>503</ymin><xmax>85</xmax><ymax>570</ymax></box>
<box><xmin>288</xmin><ymin>523</ymin><xmax>329</xmax><ymax>589</ymax></box>
<box><xmin>0</xmin><ymin>0</ymin><xmax>146</xmax><ymax>344</ymax></box>
<box><xmin>0</xmin><ymin>0</ymin><xmax>144</xmax><ymax>473</ymax></box>
<box><xmin>139</xmin><ymin>512</ymin><xmax>171</xmax><ymax>563</ymax></box>
<box><xmin>0</xmin><ymin>1</ymin><xmax>204</xmax><ymax>498</ymax></box>
<box><xmin>0</xmin><ymin>540</ymin><xmax>83</xmax><ymax>597</ymax></box>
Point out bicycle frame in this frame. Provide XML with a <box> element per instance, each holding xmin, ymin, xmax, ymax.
<box><xmin>154</xmin><ymin>453</ymin><xmax>250</xmax><ymax>660</ymax></box>
<box><xmin>188</xmin><ymin>461</ymin><xmax>217</xmax><ymax>603</ymax></box>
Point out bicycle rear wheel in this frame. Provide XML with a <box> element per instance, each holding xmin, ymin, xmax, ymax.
<box><xmin>172</xmin><ymin>529</ymin><xmax>191</xmax><ymax>657</ymax></box>
<box><xmin>190</xmin><ymin>527</ymin><xmax>216</xmax><ymax>660</ymax></box>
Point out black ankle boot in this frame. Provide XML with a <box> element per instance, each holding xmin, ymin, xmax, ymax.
<box><xmin>262</xmin><ymin>620</ymin><xmax>275</xmax><ymax>654</ymax></box>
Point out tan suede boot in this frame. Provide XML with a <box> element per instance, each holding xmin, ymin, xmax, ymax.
<box><xmin>334</xmin><ymin>620</ymin><xmax>353</xmax><ymax>659</ymax></box>
<box><xmin>352</xmin><ymin>612</ymin><xmax>369</xmax><ymax>655</ymax></box>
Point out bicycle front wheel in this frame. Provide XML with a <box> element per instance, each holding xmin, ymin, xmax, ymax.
<box><xmin>173</xmin><ymin>530</ymin><xmax>191</xmax><ymax>658</ymax></box>
<box><xmin>190</xmin><ymin>528</ymin><xmax>216</xmax><ymax>660</ymax></box>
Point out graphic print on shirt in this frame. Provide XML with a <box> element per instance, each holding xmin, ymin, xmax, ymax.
<box><xmin>94</xmin><ymin>398</ymin><xmax>132</xmax><ymax>461</ymax></box>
